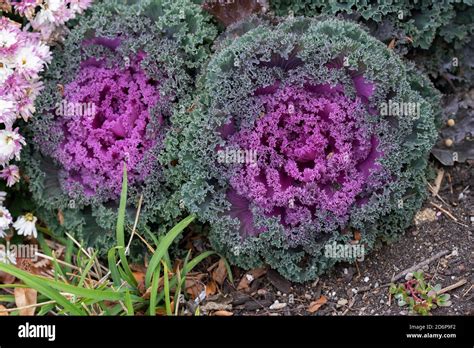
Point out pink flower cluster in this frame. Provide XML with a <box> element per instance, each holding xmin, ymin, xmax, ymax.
<box><xmin>0</xmin><ymin>2</ymin><xmax>91</xmax><ymax>242</ymax></box>
<box><xmin>0</xmin><ymin>17</ymin><xmax>51</xmax><ymax>186</ymax></box>
<box><xmin>6</xmin><ymin>0</ymin><xmax>93</xmax><ymax>43</ymax></box>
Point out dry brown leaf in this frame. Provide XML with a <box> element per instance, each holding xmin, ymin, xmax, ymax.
<box><xmin>213</xmin><ymin>310</ymin><xmax>233</xmax><ymax>316</ymax></box>
<box><xmin>307</xmin><ymin>295</ymin><xmax>327</xmax><ymax>313</ymax></box>
<box><xmin>354</xmin><ymin>230</ymin><xmax>361</xmax><ymax>241</ymax></box>
<box><xmin>237</xmin><ymin>267</ymin><xmax>267</xmax><ymax>291</ymax></box>
<box><xmin>388</xmin><ymin>38</ymin><xmax>396</xmax><ymax>50</ymax></box>
<box><xmin>132</xmin><ymin>272</ymin><xmax>145</xmax><ymax>284</ymax></box>
<box><xmin>16</xmin><ymin>258</ymin><xmax>44</xmax><ymax>276</ymax></box>
<box><xmin>14</xmin><ymin>288</ymin><xmax>38</xmax><ymax>316</ymax></box>
<box><xmin>155</xmin><ymin>301</ymin><xmax>175</xmax><ymax>316</ymax></box>
<box><xmin>57</xmin><ymin>209</ymin><xmax>64</xmax><ymax>226</ymax></box>
<box><xmin>212</xmin><ymin>258</ymin><xmax>228</xmax><ymax>286</ymax></box>
<box><xmin>56</xmin><ymin>84</ymin><xmax>65</xmax><ymax>96</ymax></box>
<box><xmin>185</xmin><ymin>275</ymin><xmax>206</xmax><ymax>300</ymax></box>
<box><xmin>206</xmin><ymin>280</ymin><xmax>218</xmax><ymax>297</ymax></box>
<box><xmin>0</xmin><ymin>305</ymin><xmax>8</xmax><ymax>316</ymax></box>
<box><xmin>0</xmin><ymin>270</ymin><xmax>16</xmax><ymax>284</ymax></box>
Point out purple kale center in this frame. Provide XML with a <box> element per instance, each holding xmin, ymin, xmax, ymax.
<box><xmin>56</xmin><ymin>56</ymin><xmax>162</xmax><ymax>199</ymax></box>
<box><xmin>224</xmin><ymin>84</ymin><xmax>383</xmax><ymax>236</ymax></box>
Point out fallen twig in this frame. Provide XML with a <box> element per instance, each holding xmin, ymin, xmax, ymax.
<box><xmin>390</xmin><ymin>250</ymin><xmax>450</xmax><ymax>283</ymax></box>
<box><xmin>341</xmin><ymin>294</ymin><xmax>357</xmax><ymax>316</ymax></box>
<box><xmin>429</xmin><ymin>202</ymin><xmax>458</xmax><ymax>221</ymax></box>
<box><xmin>0</xmin><ymin>300</ymin><xmax>56</xmax><ymax>313</ymax></box>
<box><xmin>462</xmin><ymin>284</ymin><xmax>473</xmax><ymax>297</ymax></box>
<box><xmin>354</xmin><ymin>260</ymin><xmax>361</xmax><ymax>279</ymax></box>
<box><xmin>437</xmin><ymin>279</ymin><xmax>467</xmax><ymax>295</ymax></box>
<box><xmin>427</xmin><ymin>183</ymin><xmax>450</xmax><ymax>206</ymax></box>
<box><xmin>431</xmin><ymin>168</ymin><xmax>445</xmax><ymax>197</ymax></box>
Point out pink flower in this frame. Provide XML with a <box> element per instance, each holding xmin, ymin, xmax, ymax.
<box><xmin>0</xmin><ymin>128</ymin><xmax>26</xmax><ymax>166</ymax></box>
<box><xmin>1</xmin><ymin>165</ymin><xmax>20</xmax><ymax>187</ymax></box>
<box><xmin>0</xmin><ymin>205</ymin><xmax>13</xmax><ymax>238</ymax></box>
<box><xmin>11</xmin><ymin>0</ymin><xmax>41</xmax><ymax>19</ymax></box>
<box><xmin>0</xmin><ymin>96</ymin><xmax>17</xmax><ymax>127</ymax></box>
<box><xmin>0</xmin><ymin>19</ymin><xmax>20</xmax><ymax>56</ymax></box>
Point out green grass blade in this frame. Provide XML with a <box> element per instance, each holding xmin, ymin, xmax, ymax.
<box><xmin>163</xmin><ymin>261</ymin><xmax>172</xmax><ymax>316</ymax></box>
<box><xmin>148</xmin><ymin>264</ymin><xmax>161</xmax><ymax>316</ymax></box>
<box><xmin>0</xmin><ymin>295</ymin><xmax>15</xmax><ymax>302</ymax></box>
<box><xmin>39</xmin><ymin>278</ymin><xmax>125</xmax><ymax>301</ymax></box>
<box><xmin>0</xmin><ymin>263</ymin><xmax>85</xmax><ymax>315</ymax></box>
<box><xmin>37</xmin><ymin>302</ymin><xmax>56</xmax><ymax>316</ymax></box>
<box><xmin>107</xmin><ymin>247</ymin><xmax>122</xmax><ymax>287</ymax></box>
<box><xmin>219</xmin><ymin>255</ymin><xmax>234</xmax><ymax>283</ymax></box>
<box><xmin>37</xmin><ymin>233</ymin><xmax>66</xmax><ymax>281</ymax></box>
<box><xmin>78</xmin><ymin>250</ymin><xmax>98</xmax><ymax>288</ymax></box>
<box><xmin>64</xmin><ymin>238</ymin><xmax>74</xmax><ymax>274</ymax></box>
<box><xmin>145</xmin><ymin>214</ymin><xmax>196</xmax><ymax>288</ymax></box>
<box><xmin>156</xmin><ymin>251</ymin><xmax>215</xmax><ymax>304</ymax></box>
<box><xmin>116</xmin><ymin>164</ymin><xmax>137</xmax><ymax>287</ymax></box>
<box><xmin>143</xmin><ymin>226</ymin><xmax>160</xmax><ymax>249</ymax></box>
<box><xmin>124</xmin><ymin>291</ymin><xmax>134</xmax><ymax>316</ymax></box>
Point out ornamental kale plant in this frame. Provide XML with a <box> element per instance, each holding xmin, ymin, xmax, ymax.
<box><xmin>169</xmin><ymin>17</ymin><xmax>441</xmax><ymax>282</ymax></box>
<box><xmin>271</xmin><ymin>0</ymin><xmax>474</xmax><ymax>50</ymax></box>
<box><xmin>25</xmin><ymin>0</ymin><xmax>217</xmax><ymax>251</ymax></box>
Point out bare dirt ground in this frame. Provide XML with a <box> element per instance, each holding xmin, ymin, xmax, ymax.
<box><xmin>212</xmin><ymin>163</ymin><xmax>473</xmax><ymax>316</ymax></box>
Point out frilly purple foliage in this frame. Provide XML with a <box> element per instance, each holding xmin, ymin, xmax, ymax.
<box><xmin>54</xmin><ymin>55</ymin><xmax>162</xmax><ymax>200</ymax></box>
<box><xmin>224</xmin><ymin>84</ymin><xmax>383</xmax><ymax>238</ymax></box>
<box><xmin>26</xmin><ymin>0</ymin><xmax>218</xmax><ymax>254</ymax></box>
<box><xmin>167</xmin><ymin>17</ymin><xmax>441</xmax><ymax>282</ymax></box>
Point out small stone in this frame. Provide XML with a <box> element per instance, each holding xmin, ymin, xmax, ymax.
<box><xmin>380</xmin><ymin>299</ymin><xmax>384</xmax><ymax>304</ymax></box>
<box><xmin>374</xmin><ymin>282</ymin><xmax>379</xmax><ymax>288</ymax></box>
<box><xmin>351</xmin><ymin>288</ymin><xmax>358</xmax><ymax>294</ymax></box>
<box><xmin>336</xmin><ymin>299</ymin><xmax>348</xmax><ymax>308</ymax></box>
<box><xmin>343</xmin><ymin>268</ymin><xmax>348</xmax><ymax>275</ymax></box>
<box><xmin>257</xmin><ymin>289</ymin><xmax>267</xmax><ymax>296</ymax></box>
<box><xmin>304</xmin><ymin>293</ymin><xmax>312</xmax><ymax>300</ymax></box>
<box><xmin>269</xmin><ymin>300</ymin><xmax>287</xmax><ymax>310</ymax></box>
<box><xmin>405</xmin><ymin>272</ymin><xmax>414</xmax><ymax>281</ymax></box>
<box><xmin>363</xmin><ymin>276</ymin><xmax>370</xmax><ymax>283</ymax></box>
<box><xmin>447</xmin><ymin>119</ymin><xmax>455</xmax><ymax>127</ymax></box>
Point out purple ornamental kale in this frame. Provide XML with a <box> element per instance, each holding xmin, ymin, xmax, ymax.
<box><xmin>55</xmin><ymin>55</ymin><xmax>162</xmax><ymax>199</ymax></box>
<box><xmin>224</xmin><ymin>84</ymin><xmax>383</xmax><ymax>238</ymax></box>
<box><xmin>173</xmin><ymin>17</ymin><xmax>440</xmax><ymax>282</ymax></box>
<box><xmin>27</xmin><ymin>0</ymin><xmax>217</xmax><ymax>254</ymax></box>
